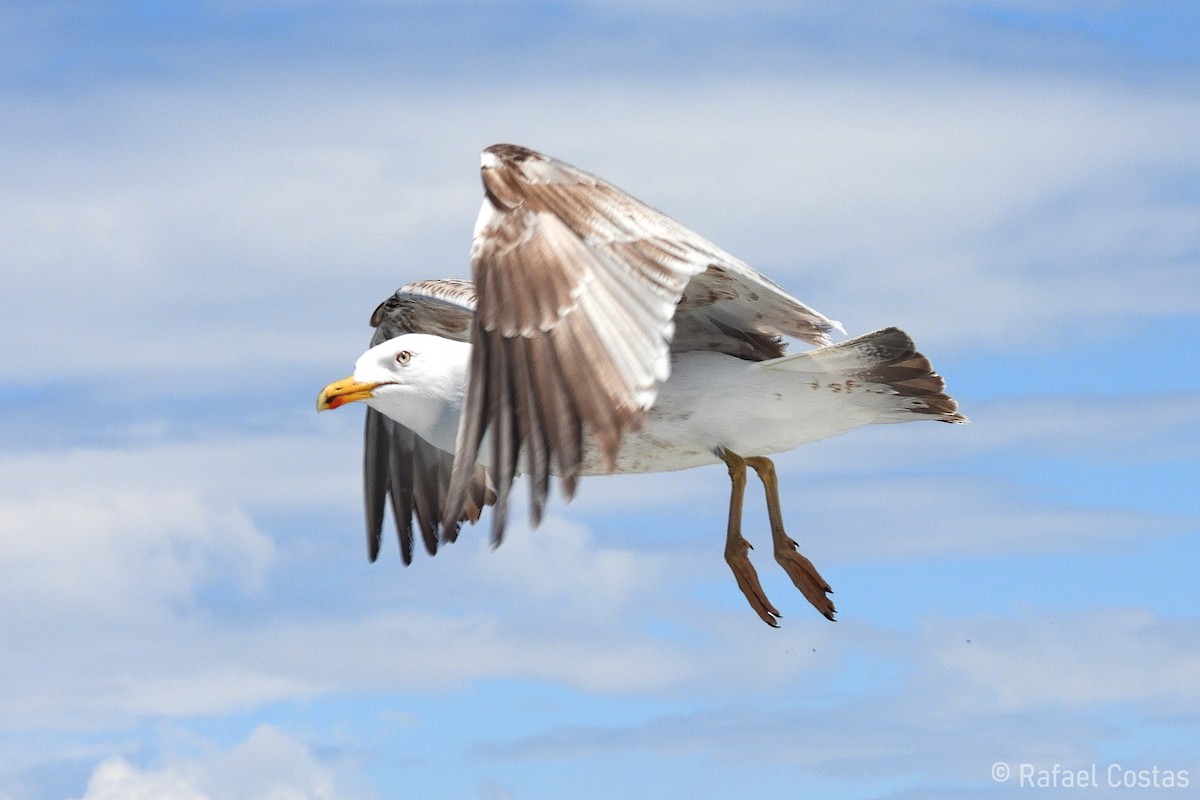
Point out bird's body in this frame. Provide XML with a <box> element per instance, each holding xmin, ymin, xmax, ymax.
<box><xmin>350</xmin><ymin>329</ymin><xmax>942</xmax><ymax>478</ymax></box>
<box><xmin>318</xmin><ymin>143</ymin><xmax>966</xmax><ymax>626</ymax></box>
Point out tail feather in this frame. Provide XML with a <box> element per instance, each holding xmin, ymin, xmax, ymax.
<box><xmin>758</xmin><ymin>327</ymin><xmax>968</xmax><ymax>423</ymax></box>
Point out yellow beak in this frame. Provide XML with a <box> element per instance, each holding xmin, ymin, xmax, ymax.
<box><xmin>316</xmin><ymin>376</ymin><xmax>386</xmax><ymax>411</ymax></box>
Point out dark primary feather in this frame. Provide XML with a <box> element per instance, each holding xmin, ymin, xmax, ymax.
<box><xmin>443</xmin><ymin>144</ymin><xmax>841</xmax><ymax>545</ymax></box>
<box><xmin>370</xmin><ymin>278</ymin><xmax>476</xmax><ymax>339</ymax></box>
<box><xmin>363</xmin><ymin>281</ymin><xmax>493</xmax><ymax>563</ymax></box>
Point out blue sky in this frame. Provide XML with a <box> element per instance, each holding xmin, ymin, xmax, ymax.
<box><xmin>1</xmin><ymin>2</ymin><xmax>1198</xmax><ymax>798</ymax></box>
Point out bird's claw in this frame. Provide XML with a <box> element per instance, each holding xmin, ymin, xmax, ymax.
<box><xmin>726</xmin><ymin>536</ymin><xmax>782</xmax><ymax>627</ymax></box>
<box><xmin>775</xmin><ymin>537</ymin><xmax>836</xmax><ymax>621</ymax></box>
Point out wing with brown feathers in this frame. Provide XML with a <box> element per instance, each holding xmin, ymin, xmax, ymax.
<box><xmin>445</xmin><ymin>144</ymin><xmax>838</xmax><ymax>544</ymax></box>
<box><xmin>673</xmin><ymin>264</ymin><xmax>842</xmax><ymax>360</ymax></box>
<box><xmin>363</xmin><ymin>280</ymin><xmax>494</xmax><ymax>563</ymax></box>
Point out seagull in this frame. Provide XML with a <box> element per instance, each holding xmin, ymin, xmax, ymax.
<box><xmin>317</xmin><ymin>144</ymin><xmax>966</xmax><ymax>626</ymax></box>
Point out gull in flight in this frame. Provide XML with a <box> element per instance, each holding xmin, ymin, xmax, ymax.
<box><xmin>318</xmin><ymin>144</ymin><xmax>966</xmax><ymax>626</ymax></box>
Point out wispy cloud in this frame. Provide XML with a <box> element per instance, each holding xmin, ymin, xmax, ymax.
<box><xmin>4</xmin><ymin>60</ymin><xmax>1198</xmax><ymax>380</ymax></box>
<box><xmin>468</xmin><ymin>607</ymin><xmax>1200</xmax><ymax>791</ymax></box>
<box><xmin>1</xmin><ymin>379</ymin><xmax>1191</xmax><ymax>734</ymax></box>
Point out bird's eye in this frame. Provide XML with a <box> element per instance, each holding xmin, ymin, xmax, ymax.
<box><xmin>395</xmin><ymin>350</ymin><xmax>412</xmax><ymax>365</ymax></box>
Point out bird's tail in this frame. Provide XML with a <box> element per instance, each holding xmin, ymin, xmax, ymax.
<box><xmin>756</xmin><ymin>327</ymin><xmax>968</xmax><ymax>424</ymax></box>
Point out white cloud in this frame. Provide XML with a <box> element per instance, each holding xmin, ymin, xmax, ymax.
<box><xmin>3</xmin><ymin>67</ymin><xmax>1198</xmax><ymax>381</ymax></box>
<box><xmin>926</xmin><ymin>608</ymin><xmax>1200</xmax><ymax>714</ymax></box>
<box><xmin>0</xmin><ymin>431</ymin><xmax>336</xmax><ymax>625</ymax></box>
<box><xmin>936</xmin><ymin>394</ymin><xmax>1200</xmax><ymax>464</ymax></box>
<box><xmin>0</xmin><ymin>383</ymin><xmax>1189</xmax><ymax>730</ymax></box>
<box><xmin>0</xmin><ymin>489</ymin><xmax>272</xmax><ymax>615</ymax></box>
<box><xmin>0</xmin><ymin>435</ymin><xmax>324</xmax><ymax>728</ymax></box>
<box><xmin>76</xmin><ymin>725</ymin><xmax>366</xmax><ymax>800</ymax></box>
<box><xmin>469</xmin><ymin>516</ymin><xmax>666</xmax><ymax>620</ymax></box>
<box><xmin>77</xmin><ymin>758</ymin><xmax>207</xmax><ymax>800</ymax></box>
<box><xmin>0</xmin><ymin>427</ymin><xmax>358</xmax><ymax>516</ymax></box>
<box><xmin>0</xmin><ymin>425</ymin><xmax>840</xmax><ymax>728</ymax></box>
<box><xmin>773</xmin><ymin>474</ymin><xmax>1185</xmax><ymax>562</ymax></box>
<box><xmin>469</xmin><ymin>606</ymin><xmax>1200</xmax><ymax>788</ymax></box>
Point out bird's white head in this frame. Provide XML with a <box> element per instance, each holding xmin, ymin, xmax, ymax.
<box><xmin>316</xmin><ymin>334</ymin><xmax>470</xmax><ymax>439</ymax></box>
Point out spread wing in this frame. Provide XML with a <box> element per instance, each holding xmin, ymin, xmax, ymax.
<box><xmin>363</xmin><ymin>279</ymin><xmax>494</xmax><ymax>563</ymax></box>
<box><xmin>444</xmin><ymin>144</ymin><xmax>841</xmax><ymax>544</ymax></box>
<box><xmin>671</xmin><ymin>263</ymin><xmax>843</xmax><ymax>360</ymax></box>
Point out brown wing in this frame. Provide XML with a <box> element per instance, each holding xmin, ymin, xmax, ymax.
<box><xmin>672</xmin><ymin>264</ymin><xmax>842</xmax><ymax>361</ymax></box>
<box><xmin>363</xmin><ymin>280</ymin><xmax>494</xmax><ymax>563</ymax></box>
<box><xmin>446</xmin><ymin>143</ymin><xmax>835</xmax><ymax>543</ymax></box>
<box><xmin>369</xmin><ymin>278</ymin><xmax>476</xmax><ymax>336</ymax></box>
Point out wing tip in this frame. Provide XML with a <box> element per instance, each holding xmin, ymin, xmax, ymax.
<box><xmin>482</xmin><ymin>143</ymin><xmax>540</xmax><ymax>167</ymax></box>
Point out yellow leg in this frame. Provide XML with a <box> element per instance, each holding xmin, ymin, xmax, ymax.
<box><xmin>745</xmin><ymin>456</ymin><xmax>836</xmax><ymax>621</ymax></box>
<box><xmin>717</xmin><ymin>448</ymin><xmax>781</xmax><ymax>627</ymax></box>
